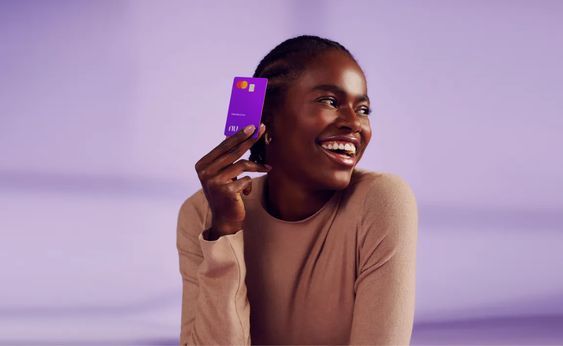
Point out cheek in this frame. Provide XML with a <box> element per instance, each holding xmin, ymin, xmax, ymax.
<box><xmin>305</xmin><ymin>107</ymin><xmax>336</xmax><ymax>132</ymax></box>
<box><xmin>290</xmin><ymin>106</ymin><xmax>334</xmax><ymax>141</ymax></box>
<box><xmin>362</xmin><ymin>121</ymin><xmax>373</xmax><ymax>142</ymax></box>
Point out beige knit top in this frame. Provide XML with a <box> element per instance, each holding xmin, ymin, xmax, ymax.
<box><xmin>176</xmin><ymin>168</ymin><xmax>418</xmax><ymax>345</ymax></box>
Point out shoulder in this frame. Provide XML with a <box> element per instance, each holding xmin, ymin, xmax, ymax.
<box><xmin>349</xmin><ymin>168</ymin><xmax>418</xmax><ymax>241</ymax></box>
<box><xmin>180</xmin><ymin>187</ymin><xmax>208</xmax><ymax>215</ymax></box>
<box><xmin>178</xmin><ymin>187</ymin><xmax>211</xmax><ymax>233</ymax></box>
<box><xmin>348</xmin><ymin>168</ymin><xmax>417</xmax><ymax>209</ymax></box>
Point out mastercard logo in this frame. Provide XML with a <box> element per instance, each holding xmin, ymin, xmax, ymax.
<box><xmin>236</xmin><ymin>80</ymin><xmax>249</xmax><ymax>89</ymax></box>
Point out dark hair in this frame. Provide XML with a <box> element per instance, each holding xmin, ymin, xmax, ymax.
<box><xmin>248</xmin><ymin>35</ymin><xmax>358</xmax><ymax>164</ymax></box>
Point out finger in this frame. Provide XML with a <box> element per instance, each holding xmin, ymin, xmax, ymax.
<box><xmin>195</xmin><ymin>123</ymin><xmax>263</xmax><ymax>172</ymax></box>
<box><xmin>216</xmin><ymin>159</ymin><xmax>270</xmax><ymax>183</ymax></box>
<box><xmin>223</xmin><ymin>122</ymin><xmax>266</xmax><ymax>156</ymax></box>
<box><xmin>242</xmin><ymin>183</ymin><xmax>252</xmax><ymax>196</ymax></box>
<box><xmin>225</xmin><ymin>175</ymin><xmax>252</xmax><ymax>195</ymax></box>
<box><xmin>202</xmin><ymin>124</ymin><xmax>266</xmax><ymax>177</ymax></box>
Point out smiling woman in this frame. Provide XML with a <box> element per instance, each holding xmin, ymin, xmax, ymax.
<box><xmin>177</xmin><ymin>35</ymin><xmax>418</xmax><ymax>345</ymax></box>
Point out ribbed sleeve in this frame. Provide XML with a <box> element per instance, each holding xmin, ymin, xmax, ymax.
<box><xmin>177</xmin><ymin>193</ymin><xmax>251</xmax><ymax>345</ymax></box>
<box><xmin>349</xmin><ymin>174</ymin><xmax>419</xmax><ymax>345</ymax></box>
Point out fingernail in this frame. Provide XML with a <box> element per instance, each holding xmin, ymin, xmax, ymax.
<box><xmin>260</xmin><ymin>123</ymin><xmax>266</xmax><ymax>130</ymax></box>
<box><xmin>264</xmin><ymin>164</ymin><xmax>272</xmax><ymax>170</ymax></box>
<box><xmin>244</xmin><ymin>125</ymin><xmax>255</xmax><ymax>134</ymax></box>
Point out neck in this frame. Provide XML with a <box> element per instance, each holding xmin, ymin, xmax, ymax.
<box><xmin>262</xmin><ymin>172</ymin><xmax>335</xmax><ymax>221</ymax></box>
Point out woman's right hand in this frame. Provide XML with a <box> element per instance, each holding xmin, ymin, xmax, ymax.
<box><xmin>194</xmin><ymin>123</ymin><xmax>270</xmax><ymax>240</ymax></box>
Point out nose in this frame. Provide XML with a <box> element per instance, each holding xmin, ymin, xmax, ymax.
<box><xmin>337</xmin><ymin>105</ymin><xmax>362</xmax><ymax>133</ymax></box>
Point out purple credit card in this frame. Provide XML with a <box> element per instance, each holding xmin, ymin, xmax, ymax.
<box><xmin>224</xmin><ymin>76</ymin><xmax>268</xmax><ymax>140</ymax></box>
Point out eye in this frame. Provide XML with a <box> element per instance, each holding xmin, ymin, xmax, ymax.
<box><xmin>318</xmin><ymin>97</ymin><xmax>338</xmax><ymax>108</ymax></box>
<box><xmin>357</xmin><ymin>106</ymin><xmax>372</xmax><ymax>116</ymax></box>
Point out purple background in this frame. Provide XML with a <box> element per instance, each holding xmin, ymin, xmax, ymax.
<box><xmin>1</xmin><ymin>1</ymin><xmax>562</xmax><ymax>344</ymax></box>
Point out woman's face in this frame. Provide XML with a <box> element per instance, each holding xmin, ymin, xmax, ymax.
<box><xmin>266</xmin><ymin>50</ymin><xmax>373</xmax><ymax>191</ymax></box>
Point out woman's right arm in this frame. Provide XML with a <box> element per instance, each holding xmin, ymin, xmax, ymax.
<box><xmin>177</xmin><ymin>194</ymin><xmax>250</xmax><ymax>345</ymax></box>
<box><xmin>177</xmin><ymin>123</ymin><xmax>270</xmax><ymax>345</ymax></box>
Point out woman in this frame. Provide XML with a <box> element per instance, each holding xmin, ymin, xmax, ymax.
<box><xmin>177</xmin><ymin>35</ymin><xmax>418</xmax><ymax>345</ymax></box>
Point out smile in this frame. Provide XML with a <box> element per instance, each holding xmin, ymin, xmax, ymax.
<box><xmin>318</xmin><ymin>144</ymin><xmax>356</xmax><ymax>167</ymax></box>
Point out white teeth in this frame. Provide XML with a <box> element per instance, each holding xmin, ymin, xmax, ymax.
<box><xmin>320</xmin><ymin>141</ymin><xmax>357</xmax><ymax>155</ymax></box>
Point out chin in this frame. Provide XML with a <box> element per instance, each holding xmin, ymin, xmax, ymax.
<box><xmin>321</xmin><ymin>169</ymin><xmax>354</xmax><ymax>191</ymax></box>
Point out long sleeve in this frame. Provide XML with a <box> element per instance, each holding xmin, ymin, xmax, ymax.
<box><xmin>349</xmin><ymin>174</ymin><xmax>418</xmax><ymax>345</ymax></box>
<box><xmin>176</xmin><ymin>191</ymin><xmax>251</xmax><ymax>345</ymax></box>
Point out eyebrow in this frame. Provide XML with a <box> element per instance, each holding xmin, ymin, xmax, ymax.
<box><xmin>310</xmin><ymin>84</ymin><xmax>370</xmax><ymax>104</ymax></box>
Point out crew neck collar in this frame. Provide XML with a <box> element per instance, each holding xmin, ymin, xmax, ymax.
<box><xmin>251</xmin><ymin>174</ymin><xmax>342</xmax><ymax>225</ymax></box>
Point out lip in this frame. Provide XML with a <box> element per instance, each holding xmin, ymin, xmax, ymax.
<box><xmin>317</xmin><ymin>135</ymin><xmax>361</xmax><ymax>150</ymax></box>
<box><xmin>318</xmin><ymin>144</ymin><xmax>356</xmax><ymax>168</ymax></box>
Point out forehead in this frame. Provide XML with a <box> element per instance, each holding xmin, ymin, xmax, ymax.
<box><xmin>296</xmin><ymin>50</ymin><xmax>367</xmax><ymax>94</ymax></box>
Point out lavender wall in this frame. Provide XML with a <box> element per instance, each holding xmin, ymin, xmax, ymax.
<box><xmin>1</xmin><ymin>1</ymin><xmax>562</xmax><ymax>344</ymax></box>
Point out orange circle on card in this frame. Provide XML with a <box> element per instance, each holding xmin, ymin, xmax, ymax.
<box><xmin>237</xmin><ymin>80</ymin><xmax>248</xmax><ymax>89</ymax></box>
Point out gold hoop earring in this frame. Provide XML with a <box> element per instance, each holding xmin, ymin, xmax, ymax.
<box><xmin>265</xmin><ymin>132</ymin><xmax>272</xmax><ymax>144</ymax></box>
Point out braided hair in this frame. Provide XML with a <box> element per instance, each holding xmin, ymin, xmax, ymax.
<box><xmin>249</xmin><ymin>35</ymin><xmax>358</xmax><ymax>164</ymax></box>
